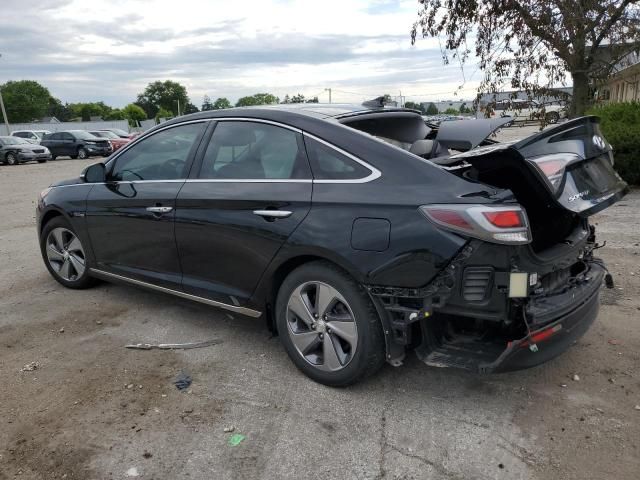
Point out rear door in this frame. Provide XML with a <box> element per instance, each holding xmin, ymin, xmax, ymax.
<box><xmin>175</xmin><ymin>119</ymin><xmax>313</xmax><ymax>306</ymax></box>
<box><xmin>85</xmin><ymin>121</ymin><xmax>207</xmax><ymax>289</ymax></box>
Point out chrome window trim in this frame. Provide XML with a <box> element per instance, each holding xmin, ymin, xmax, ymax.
<box><xmin>89</xmin><ymin>268</ymin><xmax>262</xmax><ymax>318</ymax></box>
<box><xmin>214</xmin><ymin>117</ymin><xmax>303</xmax><ymax>133</ymax></box>
<box><xmin>303</xmin><ymin>133</ymin><xmax>382</xmax><ymax>184</ymax></box>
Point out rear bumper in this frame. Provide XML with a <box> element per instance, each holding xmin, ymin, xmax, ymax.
<box><xmin>481</xmin><ymin>283</ymin><xmax>600</xmax><ymax>373</ymax></box>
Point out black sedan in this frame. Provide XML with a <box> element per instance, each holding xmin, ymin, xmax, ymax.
<box><xmin>35</xmin><ymin>103</ymin><xmax>627</xmax><ymax>386</ymax></box>
<box><xmin>40</xmin><ymin>130</ymin><xmax>112</xmax><ymax>160</ymax></box>
<box><xmin>0</xmin><ymin>136</ymin><xmax>52</xmax><ymax>164</ymax></box>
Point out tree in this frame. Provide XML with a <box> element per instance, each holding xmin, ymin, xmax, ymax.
<box><xmin>105</xmin><ymin>109</ymin><xmax>126</xmax><ymax>121</ymax></box>
<box><xmin>136</xmin><ymin>80</ymin><xmax>190</xmax><ymax>118</ymax></box>
<box><xmin>213</xmin><ymin>97</ymin><xmax>232</xmax><ymax>109</ymax></box>
<box><xmin>68</xmin><ymin>102</ymin><xmax>113</xmax><ymax>121</ymax></box>
<box><xmin>155</xmin><ymin>107</ymin><xmax>173</xmax><ymax>120</ymax></box>
<box><xmin>404</xmin><ymin>101</ymin><xmax>424</xmax><ymax>112</ymax></box>
<box><xmin>291</xmin><ymin>93</ymin><xmax>306</xmax><ymax>103</ymax></box>
<box><xmin>306</xmin><ymin>96</ymin><xmax>319</xmax><ymax>103</ymax></box>
<box><xmin>0</xmin><ymin>80</ymin><xmax>52</xmax><ymax>123</ymax></box>
<box><xmin>459</xmin><ymin>102</ymin><xmax>471</xmax><ymax>114</ymax></box>
<box><xmin>444</xmin><ymin>108</ymin><xmax>459</xmax><ymax>114</ymax></box>
<box><xmin>281</xmin><ymin>94</ymin><xmax>291</xmax><ymax>104</ymax></box>
<box><xmin>425</xmin><ymin>103</ymin><xmax>439</xmax><ymax>115</ymax></box>
<box><xmin>411</xmin><ymin>1</ymin><xmax>640</xmax><ymax>117</ymax></box>
<box><xmin>235</xmin><ymin>93</ymin><xmax>279</xmax><ymax>107</ymax></box>
<box><xmin>122</xmin><ymin>103</ymin><xmax>147</xmax><ymax>126</ymax></box>
<box><xmin>47</xmin><ymin>97</ymin><xmax>72</xmax><ymax>122</ymax></box>
<box><xmin>184</xmin><ymin>102</ymin><xmax>199</xmax><ymax>114</ymax></box>
<box><xmin>201</xmin><ymin>95</ymin><xmax>214</xmax><ymax>111</ymax></box>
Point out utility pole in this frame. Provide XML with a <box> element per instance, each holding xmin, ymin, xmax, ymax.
<box><xmin>176</xmin><ymin>98</ymin><xmax>181</xmax><ymax>116</ymax></box>
<box><xmin>324</xmin><ymin>88</ymin><xmax>332</xmax><ymax>104</ymax></box>
<box><xmin>0</xmin><ymin>54</ymin><xmax>9</xmax><ymax>134</ymax></box>
<box><xmin>399</xmin><ymin>90</ymin><xmax>404</xmax><ymax>108</ymax></box>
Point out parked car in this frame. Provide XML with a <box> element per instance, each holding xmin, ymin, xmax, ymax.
<box><xmin>98</xmin><ymin>128</ymin><xmax>136</xmax><ymax>139</ymax></box>
<box><xmin>35</xmin><ymin>104</ymin><xmax>627</xmax><ymax>386</ymax></box>
<box><xmin>11</xmin><ymin>130</ymin><xmax>52</xmax><ymax>144</ymax></box>
<box><xmin>489</xmin><ymin>99</ymin><xmax>566</xmax><ymax>124</ymax></box>
<box><xmin>89</xmin><ymin>130</ymin><xmax>131</xmax><ymax>151</ymax></box>
<box><xmin>40</xmin><ymin>130</ymin><xmax>112</xmax><ymax>160</ymax></box>
<box><xmin>0</xmin><ymin>136</ymin><xmax>51</xmax><ymax>164</ymax></box>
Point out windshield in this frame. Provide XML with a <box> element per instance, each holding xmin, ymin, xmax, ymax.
<box><xmin>1</xmin><ymin>137</ymin><xmax>27</xmax><ymax>145</ymax></box>
<box><xmin>109</xmin><ymin>129</ymin><xmax>129</xmax><ymax>136</ymax></box>
<box><xmin>93</xmin><ymin>131</ymin><xmax>119</xmax><ymax>139</ymax></box>
<box><xmin>70</xmin><ymin>131</ymin><xmax>99</xmax><ymax>140</ymax></box>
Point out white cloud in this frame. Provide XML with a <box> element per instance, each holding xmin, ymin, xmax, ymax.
<box><xmin>0</xmin><ymin>0</ymin><xmax>479</xmax><ymax>106</ymax></box>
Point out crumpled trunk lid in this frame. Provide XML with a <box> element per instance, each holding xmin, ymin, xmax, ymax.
<box><xmin>512</xmin><ymin>116</ymin><xmax>628</xmax><ymax>217</ymax></box>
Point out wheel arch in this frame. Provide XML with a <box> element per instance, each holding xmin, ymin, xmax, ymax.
<box><xmin>257</xmin><ymin>253</ymin><xmax>360</xmax><ymax>334</ymax></box>
<box><xmin>39</xmin><ymin>208</ymin><xmax>68</xmax><ymax>234</ymax></box>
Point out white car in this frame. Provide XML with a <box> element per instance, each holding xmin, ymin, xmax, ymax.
<box><xmin>491</xmin><ymin>99</ymin><xmax>566</xmax><ymax>124</ymax></box>
<box><xmin>11</xmin><ymin>130</ymin><xmax>52</xmax><ymax>144</ymax></box>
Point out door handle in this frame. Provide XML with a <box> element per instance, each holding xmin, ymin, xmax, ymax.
<box><xmin>146</xmin><ymin>206</ymin><xmax>173</xmax><ymax>214</ymax></box>
<box><xmin>253</xmin><ymin>209</ymin><xmax>292</xmax><ymax>219</ymax></box>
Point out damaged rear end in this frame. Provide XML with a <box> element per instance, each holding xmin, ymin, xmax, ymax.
<box><xmin>371</xmin><ymin>116</ymin><xmax>627</xmax><ymax>372</ymax></box>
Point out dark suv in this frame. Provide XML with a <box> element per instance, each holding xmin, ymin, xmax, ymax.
<box><xmin>41</xmin><ymin>130</ymin><xmax>112</xmax><ymax>160</ymax></box>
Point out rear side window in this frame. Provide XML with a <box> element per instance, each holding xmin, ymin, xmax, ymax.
<box><xmin>199</xmin><ymin>121</ymin><xmax>311</xmax><ymax>179</ymax></box>
<box><xmin>304</xmin><ymin>137</ymin><xmax>372</xmax><ymax>180</ymax></box>
<box><xmin>13</xmin><ymin>132</ymin><xmax>28</xmax><ymax>138</ymax></box>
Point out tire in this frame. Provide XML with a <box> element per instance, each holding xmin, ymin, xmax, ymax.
<box><xmin>275</xmin><ymin>261</ymin><xmax>385</xmax><ymax>387</ymax></box>
<box><xmin>39</xmin><ymin>216</ymin><xmax>97</xmax><ymax>289</ymax></box>
<box><xmin>51</xmin><ymin>155</ymin><xmax>57</xmax><ymax>161</ymax></box>
<box><xmin>5</xmin><ymin>152</ymin><xmax>17</xmax><ymax>165</ymax></box>
<box><xmin>77</xmin><ymin>147</ymin><xmax>88</xmax><ymax>160</ymax></box>
<box><xmin>37</xmin><ymin>159</ymin><xmax>47</xmax><ymax>163</ymax></box>
<box><xmin>546</xmin><ymin>111</ymin><xmax>560</xmax><ymax>124</ymax></box>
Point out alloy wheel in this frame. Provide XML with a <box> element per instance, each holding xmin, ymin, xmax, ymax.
<box><xmin>286</xmin><ymin>281</ymin><xmax>358</xmax><ymax>372</ymax></box>
<box><xmin>45</xmin><ymin>228</ymin><xmax>86</xmax><ymax>281</ymax></box>
<box><xmin>78</xmin><ymin>148</ymin><xmax>88</xmax><ymax>159</ymax></box>
<box><xmin>6</xmin><ymin>153</ymin><xmax>17</xmax><ymax>165</ymax></box>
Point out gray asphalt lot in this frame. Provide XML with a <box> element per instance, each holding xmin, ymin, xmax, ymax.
<box><xmin>1</xmin><ymin>136</ymin><xmax>639</xmax><ymax>479</ymax></box>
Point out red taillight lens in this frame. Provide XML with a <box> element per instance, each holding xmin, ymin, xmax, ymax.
<box><xmin>425</xmin><ymin>209</ymin><xmax>472</xmax><ymax>229</ymax></box>
<box><xmin>420</xmin><ymin>204</ymin><xmax>531</xmax><ymax>245</ymax></box>
<box><xmin>529</xmin><ymin>153</ymin><xmax>579</xmax><ymax>192</ymax></box>
<box><xmin>482</xmin><ymin>210</ymin><xmax>523</xmax><ymax>228</ymax></box>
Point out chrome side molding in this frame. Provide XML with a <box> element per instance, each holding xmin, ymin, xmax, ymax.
<box><xmin>89</xmin><ymin>268</ymin><xmax>262</xmax><ymax>318</ymax></box>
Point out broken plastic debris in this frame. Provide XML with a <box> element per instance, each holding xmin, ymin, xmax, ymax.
<box><xmin>21</xmin><ymin>362</ymin><xmax>40</xmax><ymax>372</ymax></box>
<box><xmin>125</xmin><ymin>338</ymin><xmax>222</xmax><ymax>350</ymax></box>
<box><xmin>126</xmin><ymin>467</ymin><xmax>139</xmax><ymax>477</ymax></box>
<box><xmin>173</xmin><ymin>372</ymin><xmax>192</xmax><ymax>391</ymax></box>
<box><xmin>227</xmin><ymin>433</ymin><xmax>245</xmax><ymax>446</ymax></box>
<box><xmin>224</xmin><ymin>426</ymin><xmax>235</xmax><ymax>433</ymax></box>
<box><xmin>572</xmin><ymin>374</ymin><xmax>580</xmax><ymax>381</ymax></box>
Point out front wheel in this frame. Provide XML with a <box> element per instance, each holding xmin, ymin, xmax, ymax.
<box><xmin>77</xmin><ymin>147</ymin><xmax>88</xmax><ymax>159</ymax></box>
<box><xmin>276</xmin><ymin>261</ymin><xmax>385</xmax><ymax>386</ymax></box>
<box><xmin>40</xmin><ymin>217</ymin><xmax>96</xmax><ymax>289</ymax></box>
<box><xmin>5</xmin><ymin>152</ymin><xmax>17</xmax><ymax>165</ymax></box>
<box><xmin>545</xmin><ymin>111</ymin><xmax>560</xmax><ymax>124</ymax></box>
<box><xmin>37</xmin><ymin>159</ymin><xmax>47</xmax><ymax>163</ymax></box>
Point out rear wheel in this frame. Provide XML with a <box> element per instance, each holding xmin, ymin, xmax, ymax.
<box><xmin>40</xmin><ymin>217</ymin><xmax>96</xmax><ymax>289</ymax></box>
<box><xmin>5</xmin><ymin>152</ymin><xmax>17</xmax><ymax>165</ymax></box>
<box><xmin>546</xmin><ymin>111</ymin><xmax>560</xmax><ymax>124</ymax></box>
<box><xmin>276</xmin><ymin>261</ymin><xmax>385</xmax><ymax>386</ymax></box>
<box><xmin>37</xmin><ymin>159</ymin><xmax>47</xmax><ymax>163</ymax></box>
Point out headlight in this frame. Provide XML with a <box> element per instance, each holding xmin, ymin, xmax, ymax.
<box><xmin>39</xmin><ymin>187</ymin><xmax>53</xmax><ymax>200</ymax></box>
<box><xmin>19</xmin><ymin>148</ymin><xmax>31</xmax><ymax>153</ymax></box>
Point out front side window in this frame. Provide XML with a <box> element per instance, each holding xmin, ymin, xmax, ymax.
<box><xmin>304</xmin><ymin>137</ymin><xmax>372</xmax><ymax>180</ymax></box>
<box><xmin>110</xmin><ymin>123</ymin><xmax>204</xmax><ymax>181</ymax></box>
<box><xmin>199</xmin><ymin>121</ymin><xmax>310</xmax><ymax>180</ymax></box>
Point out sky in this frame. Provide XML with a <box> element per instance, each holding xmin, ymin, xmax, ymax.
<box><xmin>0</xmin><ymin>0</ymin><xmax>482</xmax><ymax>108</ymax></box>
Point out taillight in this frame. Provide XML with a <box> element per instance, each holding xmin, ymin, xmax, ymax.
<box><xmin>420</xmin><ymin>204</ymin><xmax>531</xmax><ymax>245</ymax></box>
<box><xmin>528</xmin><ymin>153</ymin><xmax>579</xmax><ymax>192</ymax></box>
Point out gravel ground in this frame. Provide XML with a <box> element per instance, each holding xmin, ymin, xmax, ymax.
<box><xmin>1</xmin><ymin>136</ymin><xmax>639</xmax><ymax>479</ymax></box>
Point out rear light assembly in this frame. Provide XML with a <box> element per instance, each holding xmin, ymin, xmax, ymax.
<box><xmin>420</xmin><ymin>204</ymin><xmax>531</xmax><ymax>245</ymax></box>
<box><xmin>528</xmin><ymin>153</ymin><xmax>579</xmax><ymax>193</ymax></box>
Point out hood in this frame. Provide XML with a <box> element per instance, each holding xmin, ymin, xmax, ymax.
<box><xmin>20</xmin><ymin>143</ymin><xmax>49</xmax><ymax>152</ymax></box>
<box><xmin>434</xmin><ymin>117</ymin><xmax>513</xmax><ymax>151</ymax></box>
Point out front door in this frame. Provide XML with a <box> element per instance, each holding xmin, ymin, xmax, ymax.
<box><xmin>85</xmin><ymin>122</ymin><xmax>207</xmax><ymax>289</ymax></box>
<box><xmin>175</xmin><ymin>120</ymin><xmax>313</xmax><ymax>306</ymax></box>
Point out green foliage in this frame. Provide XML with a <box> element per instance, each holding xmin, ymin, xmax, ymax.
<box><xmin>105</xmin><ymin>109</ymin><xmax>126</xmax><ymax>121</ymax></box>
<box><xmin>201</xmin><ymin>95</ymin><xmax>214</xmax><ymax>111</ymax></box>
<box><xmin>184</xmin><ymin>102</ymin><xmax>199</xmax><ymax>114</ymax></box>
<box><xmin>459</xmin><ymin>102</ymin><xmax>471</xmax><ymax>114</ymax></box>
<box><xmin>306</xmin><ymin>96</ymin><xmax>319</xmax><ymax>103</ymax></box>
<box><xmin>404</xmin><ymin>101</ymin><xmax>424</xmax><ymax>113</ymax></box>
<box><xmin>587</xmin><ymin>102</ymin><xmax>640</xmax><ymax>185</ymax></box>
<box><xmin>68</xmin><ymin>102</ymin><xmax>113</xmax><ymax>121</ymax></box>
<box><xmin>122</xmin><ymin>103</ymin><xmax>147</xmax><ymax>126</ymax></box>
<box><xmin>425</xmin><ymin>103</ymin><xmax>438</xmax><ymax>115</ymax></box>
<box><xmin>213</xmin><ymin>97</ymin><xmax>232</xmax><ymax>109</ymax></box>
<box><xmin>0</xmin><ymin>80</ymin><xmax>52</xmax><ymax>122</ymax></box>
<box><xmin>444</xmin><ymin>108</ymin><xmax>459</xmax><ymax>115</ymax></box>
<box><xmin>235</xmin><ymin>93</ymin><xmax>279</xmax><ymax>107</ymax></box>
<box><xmin>282</xmin><ymin>93</ymin><xmax>309</xmax><ymax>104</ymax></box>
<box><xmin>155</xmin><ymin>107</ymin><xmax>173</xmax><ymax>120</ymax></box>
<box><xmin>136</xmin><ymin>80</ymin><xmax>190</xmax><ymax>118</ymax></box>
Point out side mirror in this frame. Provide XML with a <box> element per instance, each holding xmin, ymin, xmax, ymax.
<box><xmin>81</xmin><ymin>162</ymin><xmax>106</xmax><ymax>183</ymax></box>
